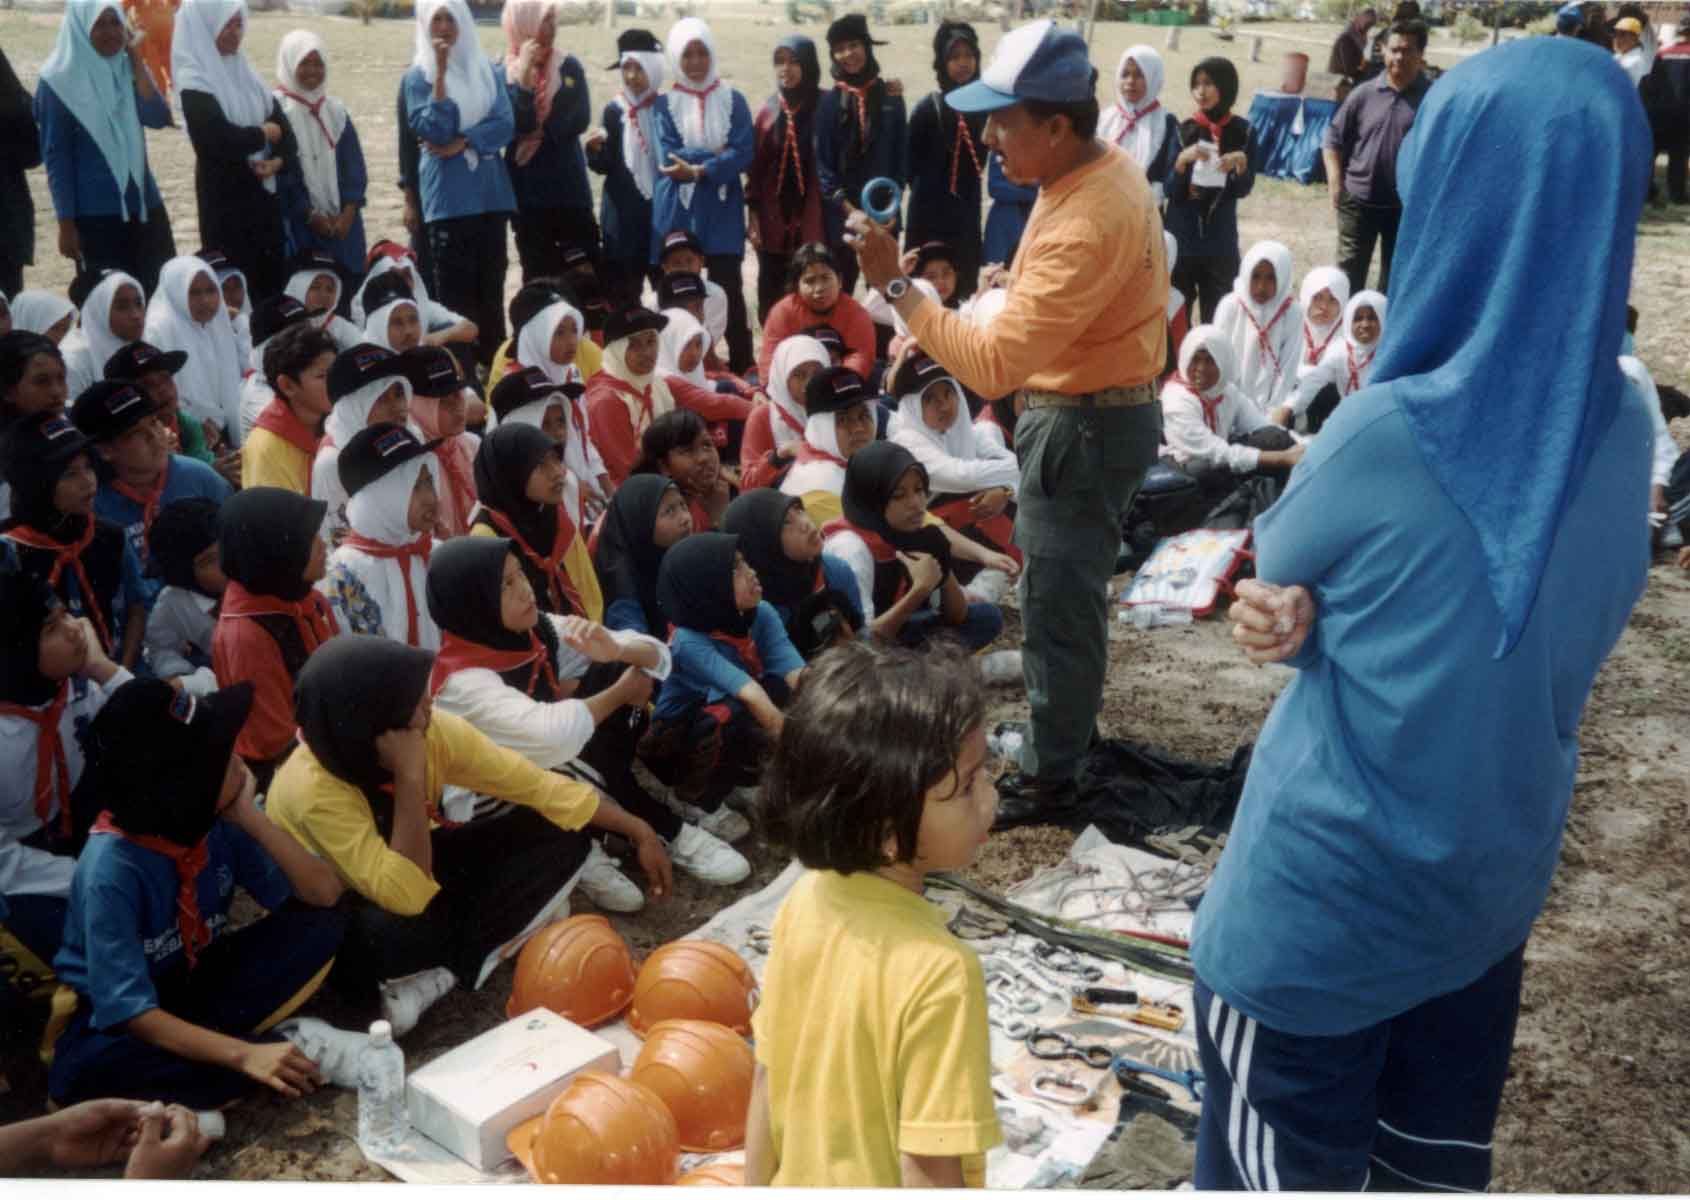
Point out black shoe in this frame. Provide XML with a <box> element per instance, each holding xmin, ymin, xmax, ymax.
<box><xmin>991</xmin><ymin>771</ymin><xmax>1081</xmax><ymax>832</ymax></box>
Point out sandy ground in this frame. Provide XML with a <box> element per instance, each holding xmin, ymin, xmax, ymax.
<box><xmin>2</xmin><ymin>8</ymin><xmax>1688</xmax><ymax>1188</ymax></box>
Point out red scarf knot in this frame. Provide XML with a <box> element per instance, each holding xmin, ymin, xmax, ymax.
<box><xmin>0</xmin><ymin>679</ymin><xmax>73</xmax><ymax>835</ymax></box>
<box><xmin>429</xmin><ymin>629</ymin><xmax>561</xmax><ymax>701</ymax></box>
<box><xmin>277</xmin><ymin>88</ymin><xmax>339</xmax><ymax>149</ymax></box>
<box><xmin>339</xmin><ymin>532</ymin><xmax>434</xmax><ymax>647</ymax></box>
<box><xmin>481</xmin><ymin>504</ymin><xmax>585</xmax><ymax>617</ymax></box>
<box><xmin>1112</xmin><ymin>99</ymin><xmax>1161</xmax><ymax>144</ymax></box>
<box><xmin>2</xmin><ymin>524</ymin><xmax>113</xmax><ymax>652</ymax></box>
<box><xmin>91</xmin><ymin>811</ymin><xmax>213</xmax><ymax>969</ymax></box>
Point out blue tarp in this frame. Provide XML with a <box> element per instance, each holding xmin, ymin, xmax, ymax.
<box><xmin>1248</xmin><ymin>91</ymin><xmax>1338</xmax><ymax>186</ymax></box>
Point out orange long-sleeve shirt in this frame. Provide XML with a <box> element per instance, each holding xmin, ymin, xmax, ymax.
<box><xmin>757</xmin><ymin>293</ymin><xmax>877</xmax><ymax>387</ymax></box>
<box><xmin>908</xmin><ymin>145</ymin><xmax>1167</xmax><ymax>399</ymax></box>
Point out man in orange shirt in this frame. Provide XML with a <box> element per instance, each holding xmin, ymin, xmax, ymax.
<box><xmin>848</xmin><ymin>19</ymin><xmax>1166</xmax><ymax>828</ymax></box>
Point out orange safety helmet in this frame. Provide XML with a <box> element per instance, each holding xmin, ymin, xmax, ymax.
<box><xmin>529</xmin><ymin>1071</ymin><xmax>679</xmax><ymax>1185</ymax></box>
<box><xmin>627</xmin><ymin>940</ymin><xmax>758</xmax><ymax>1037</ymax></box>
<box><xmin>507</xmin><ymin>914</ymin><xmax>636</xmax><ymax>1028</ymax></box>
<box><xmin>629</xmin><ymin>1020</ymin><xmax>756</xmax><ymax>1152</ymax></box>
<box><xmin>677</xmin><ymin>1162</ymin><xmax>747</xmax><ymax>1186</ymax></box>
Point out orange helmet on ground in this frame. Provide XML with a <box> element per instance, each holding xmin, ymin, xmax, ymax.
<box><xmin>629</xmin><ymin>1020</ymin><xmax>756</xmax><ymax>1152</ymax></box>
<box><xmin>506</xmin><ymin>1114</ymin><xmax>543</xmax><ymax>1178</ymax></box>
<box><xmin>507</xmin><ymin>914</ymin><xmax>636</xmax><ymax>1027</ymax></box>
<box><xmin>627</xmin><ymin>940</ymin><xmax>758</xmax><ymax>1037</ymax></box>
<box><xmin>530</xmin><ymin>1072</ymin><xmax>679</xmax><ymax>1185</ymax></box>
<box><xmin>677</xmin><ymin>1162</ymin><xmax>747</xmax><ymax>1186</ymax></box>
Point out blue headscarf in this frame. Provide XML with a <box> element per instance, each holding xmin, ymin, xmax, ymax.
<box><xmin>1371</xmin><ymin>37</ymin><xmax>1647</xmax><ymax>658</ymax></box>
<box><xmin>40</xmin><ymin>1</ymin><xmax>151</xmax><ymax>223</ymax></box>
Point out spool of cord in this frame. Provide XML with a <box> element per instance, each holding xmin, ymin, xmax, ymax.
<box><xmin>860</xmin><ymin>177</ymin><xmax>902</xmax><ymax>223</ymax></box>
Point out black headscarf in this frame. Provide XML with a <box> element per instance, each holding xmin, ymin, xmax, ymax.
<box><xmin>426</xmin><ymin>535</ymin><xmax>567</xmax><ymax>699</ymax></box>
<box><xmin>148</xmin><ymin>497</ymin><xmax>223</xmax><ymax>596</ymax></box>
<box><xmin>473</xmin><ymin>424</ymin><xmax>565</xmax><ymax>583</ymax></box>
<box><xmin>658</xmin><ymin>531</ymin><xmax>753</xmax><ymax>637</ymax></box>
<box><xmin>294</xmin><ymin>634</ymin><xmax>435</xmax><ymax>825</ymax></box>
<box><xmin>841</xmin><ymin>441</ymin><xmax>951</xmax><ymax>565</ymax></box>
<box><xmin>722</xmin><ymin>488</ymin><xmax>818</xmax><ymax>612</ymax></box>
<box><xmin>932</xmin><ymin>21</ymin><xmax>980</xmax><ymax>93</ymax></box>
<box><xmin>218</xmin><ymin>488</ymin><xmax>327</xmax><ymax>602</ymax></box>
<box><xmin>1190</xmin><ymin>56</ymin><xmax>1240</xmax><ymax>120</ymax></box>
<box><xmin>0</xmin><ymin>568</ymin><xmax>62</xmax><ymax>707</ymax></box>
<box><xmin>0</xmin><ymin>331</ymin><xmax>60</xmax><ymax>422</ymax></box>
<box><xmin>592</xmin><ymin>474</ymin><xmax>681</xmax><ymax>635</ymax></box>
<box><xmin>82</xmin><ymin>680</ymin><xmax>254</xmax><ymax>849</ymax></box>
<box><xmin>771</xmin><ymin>35</ymin><xmax>822</xmax><ymax>221</ymax></box>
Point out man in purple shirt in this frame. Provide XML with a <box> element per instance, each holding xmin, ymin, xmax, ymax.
<box><xmin>1322</xmin><ymin>19</ymin><xmax>1431</xmax><ymax>296</ymax></box>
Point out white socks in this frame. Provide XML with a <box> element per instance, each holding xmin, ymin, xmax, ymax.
<box><xmin>379</xmin><ymin>966</ymin><xmax>457</xmax><ymax>1037</ymax></box>
<box><xmin>276</xmin><ymin>1017</ymin><xmax>370</xmax><ymax>1089</ymax></box>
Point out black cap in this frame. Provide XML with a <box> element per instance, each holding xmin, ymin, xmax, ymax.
<box><xmin>196</xmin><ymin>247</ymin><xmax>238</xmax><ymax>279</ymax></box>
<box><xmin>104</xmin><ymin>340</ymin><xmax>187</xmax><ymax>382</ymax></box>
<box><xmin>408</xmin><ymin>344</ymin><xmax>463</xmax><ymax>398</ymax></box>
<box><xmin>560</xmin><ymin>244</ymin><xmax>596</xmax><ymax>274</ymax></box>
<box><xmin>604</xmin><ymin>306</ymin><xmax>668</xmax><ymax>345</ymax></box>
<box><xmin>251</xmin><ymin>295</ymin><xmax>311</xmax><ymax>348</ymax></box>
<box><xmin>804</xmin><ymin>366</ymin><xmax>874</xmax><ymax>416</ymax></box>
<box><xmin>508</xmin><ymin>282</ymin><xmax>569</xmax><ymax>338</ymax></box>
<box><xmin>328</xmin><ymin>343</ymin><xmax>419</xmax><ymax>403</ymax></box>
<box><xmin>889</xmin><ymin>352</ymin><xmax>952</xmax><ymax>401</ymax></box>
<box><xmin>2</xmin><ymin>410</ymin><xmax>92</xmax><ymax>493</ymax></box>
<box><xmin>288</xmin><ymin>248</ymin><xmax>341</xmax><ymax>277</ymax></box>
<box><xmin>71</xmin><ymin>380</ymin><xmax>163</xmax><ymax>442</ymax></box>
<box><xmin>607</xmin><ymin>27</ymin><xmax>662</xmax><ymax>67</ymax></box>
<box><xmin>360</xmin><ymin>270</ymin><xmax>415</xmax><ymax>316</ymax></box>
<box><xmin>490</xmin><ymin>366</ymin><xmax>583</xmax><ymax>424</ymax></box>
<box><xmin>801</xmin><ymin>323</ymin><xmax>846</xmax><ymax>356</ymax></box>
<box><xmin>827</xmin><ymin>13</ymin><xmax>888</xmax><ymax>47</ymax></box>
<box><xmin>657</xmin><ymin>272</ymin><xmax>707</xmax><ymax>308</ymax></box>
<box><xmin>87</xmin><ymin>678</ymin><xmax>254</xmax><ymax>781</ymax></box>
<box><xmin>338</xmin><ymin>422</ymin><xmax>442</xmax><ymax>499</ymax></box>
<box><xmin>658</xmin><ymin>230</ymin><xmax>704</xmax><ymax>263</ymax></box>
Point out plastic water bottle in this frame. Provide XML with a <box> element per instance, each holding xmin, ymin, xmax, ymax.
<box><xmin>357</xmin><ymin>1020</ymin><xmax>409</xmax><ymax>1155</ymax></box>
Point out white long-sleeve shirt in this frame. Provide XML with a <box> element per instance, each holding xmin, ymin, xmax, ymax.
<box><xmin>1620</xmin><ymin>355</ymin><xmax>1680</xmax><ymax>489</ymax></box>
<box><xmin>1293</xmin><ymin>339</ymin><xmax>1378</xmax><ymax>418</ymax></box>
<box><xmin>888</xmin><ymin>413</ymin><xmax>1020</xmax><ymax>498</ymax></box>
<box><xmin>1212</xmin><ymin>293</ymin><xmax>1301</xmax><ymax>410</ymax></box>
<box><xmin>0</xmin><ymin>836</ymin><xmax>76</xmax><ymax>902</ymax></box>
<box><xmin>144</xmin><ymin>587</ymin><xmax>220</xmax><ymax>695</ymax></box>
<box><xmin>1160</xmin><ymin>378</ymin><xmax>1275</xmax><ymax>475</ymax></box>
<box><xmin>0</xmin><ymin>667</ymin><xmax>133</xmax><ymax>842</ymax></box>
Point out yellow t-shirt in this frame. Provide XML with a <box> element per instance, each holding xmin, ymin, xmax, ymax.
<box><xmin>240</xmin><ymin>426</ymin><xmax>312</xmax><ymax>494</ymax></box>
<box><xmin>489</xmin><ymin>334</ymin><xmax>603</xmax><ymax>389</ymax></box>
<box><xmin>751</xmin><ymin>869</ymin><xmax>1001</xmax><ymax>1186</ymax></box>
<box><xmin>266</xmin><ymin>710</ymin><xmax>599</xmax><ymax>915</ymax></box>
<box><xmin>469</xmin><ymin>519</ymin><xmax>605</xmax><ymax>623</ymax></box>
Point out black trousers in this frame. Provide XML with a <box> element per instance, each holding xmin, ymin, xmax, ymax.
<box><xmin>1172</xmin><ymin>252</ymin><xmax>1238</xmax><ymax>324</ymax></box>
<box><xmin>0</xmin><ymin>258</ymin><xmax>21</xmax><ymax>301</ymax></box>
<box><xmin>1652</xmin><ymin>115</ymin><xmax>1690</xmax><ymax>203</ymax></box>
<box><xmin>705</xmin><ymin>253</ymin><xmax>754</xmax><ymax>375</ymax></box>
<box><xmin>599</xmin><ymin>258</ymin><xmax>659</xmax><ymax>311</ymax></box>
<box><xmin>575</xmin><ymin>660</ymin><xmax>683</xmax><ymax>842</ymax></box>
<box><xmin>330</xmin><ymin>804</ymin><xmax>592</xmax><ymax>999</ymax></box>
<box><xmin>427</xmin><ymin>212</ymin><xmax>510</xmax><ymax>367</ymax></box>
<box><xmin>512</xmin><ymin>203</ymin><xmax>600</xmax><ymax>285</ymax></box>
<box><xmin>755</xmin><ymin>249</ymin><xmax>793</xmax><ymax>327</ymax></box>
<box><xmin>1336</xmin><ymin>194</ymin><xmax>1402</xmax><ymax>296</ymax></box>
<box><xmin>75</xmin><ymin>207</ymin><xmax>177</xmax><ymax>299</ymax></box>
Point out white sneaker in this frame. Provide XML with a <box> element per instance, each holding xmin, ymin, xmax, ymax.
<box><xmin>678</xmin><ymin>801</ymin><xmax>751</xmax><ymax>844</ymax></box>
<box><xmin>964</xmin><ymin>568</ymin><xmax>1010</xmax><ymax>607</ymax></box>
<box><xmin>667</xmin><ymin>823</ymin><xmax>751</xmax><ymax>885</ymax></box>
<box><xmin>724</xmin><ymin>782</ymin><xmax>763</xmax><ymax>813</ymax></box>
<box><xmin>978</xmin><ymin>649</ymin><xmax>1023</xmax><ymax>687</ymax></box>
<box><xmin>276</xmin><ymin>1016</ymin><xmax>370</xmax><ymax>1088</ymax></box>
<box><xmin>576</xmin><ymin>842</ymin><xmax>645</xmax><ymax>913</ymax></box>
<box><xmin>379</xmin><ymin>966</ymin><xmax>457</xmax><ymax>1037</ymax></box>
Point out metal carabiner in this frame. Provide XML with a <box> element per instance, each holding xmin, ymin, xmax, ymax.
<box><xmin>1030</xmin><ymin>1069</ymin><xmax>1102</xmax><ymax>1108</ymax></box>
<box><xmin>1025</xmin><ymin>1027</ymin><xmax>1114</xmax><ymax>1069</ymax></box>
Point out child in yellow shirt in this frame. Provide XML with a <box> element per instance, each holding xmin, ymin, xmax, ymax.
<box><xmin>746</xmin><ymin>640</ymin><xmax>1002</xmax><ymax>1187</ymax></box>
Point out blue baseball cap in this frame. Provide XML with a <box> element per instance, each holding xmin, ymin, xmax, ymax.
<box><xmin>947</xmin><ymin>19</ymin><xmax>1096</xmax><ymax>113</ymax></box>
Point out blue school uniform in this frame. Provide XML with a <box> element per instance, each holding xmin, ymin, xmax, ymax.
<box><xmin>34</xmin><ymin>80</ymin><xmax>169</xmax><ymax>223</ymax></box>
<box><xmin>650</xmin><ymin>88</ymin><xmax>755</xmax><ymax>260</ymax></box>
<box><xmin>93</xmin><ymin>454</ymin><xmax>231</xmax><ymax>596</ymax></box>
<box><xmin>278</xmin><ymin>117</ymin><xmax>370</xmax><ymax>277</ymax></box>
<box><xmin>815</xmin><ymin>85</ymin><xmax>907</xmax><ymax>247</ymax></box>
<box><xmin>507</xmin><ymin>54</ymin><xmax>594</xmax><ymax>215</ymax></box>
<box><xmin>655</xmin><ymin>600</ymin><xmax>804</xmax><ymax>721</ymax></box>
<box><xmin>0</xmin><ymin>526</ymin><xmax>148</xmax><ymax>646</ymax></box>
<box><xmin>402</xmin><ymin>64</ymin><xmax>519</xmax><ymax>223</ymax></box>
<box><xmin>589</xmin><ymin>100</ymin><xmax>657</xmax><ymax>268</ymax></box>
<box><xmin>982</xmin><ymin>152</ymin><xmax>1036</xmax><ymax>267</ymax></box>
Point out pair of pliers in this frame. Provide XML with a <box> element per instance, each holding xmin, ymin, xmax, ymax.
<box><xmin>1111</xmin><ymin>1053</ymin><xmax>1204</xmax><ymax>1102</ymax></box>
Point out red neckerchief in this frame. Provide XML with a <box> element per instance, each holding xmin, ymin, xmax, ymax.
<box><xmin>1242</xmin><ymin>294</ymin><xmax>1295</xmax><ymax>377</ymax></box>
<box><xmin>110</xmin><ymin>457</ymin><xmax>171</xmax><ymax>556</ymax></box>
<box><xmin>620</xmin><ymin>90</ymin><xmax>657</xmax><ymax>161</ymax></box>
<box><xmin>673</xmin><ymin>79</ymin><xmax>722</xmax><ymax>140</ymax></box>
<box><xmin>339</xmin><ymin>532</ymin><xmax>433</xmax><ymax>646</ymax></box>
<box><xmin>90</xmin><ymin>810</ymin><xmax>213</xmax><ymax>969</ymax></box>
<box><xmin>835</xmin><ymin>79</ymin><xmax>878</xmax><ymax>153</ymax></box>
<box><xmin>1303</xmin><ymin>321</ymin><xmax>1341</xmax><ymax>367</ymax></box>
<box><xmin>1191</xmin><ymin>109</ymin><xmax>1231</xmax><ymax>145</ymax></box>
<box><xmin>428</xmin><ymin>629</ymin><xmax>560</xmax><ymax>700</ymax></box>
<box><xmin>276</xmin><ymin>88</ymin><xmax>339</xmax><ymax>149</ymax></box>
<box><xmin>1111</xmin><ymin>99</ymin><xmax>1161</xmax><ymax>144</ymax></box>
<box><xmin>219</xmin><ymin>579</ymin><xmax>339</xmax><ymax>654</ymax></box>
<box><xmin>775</xmin><ymin>95</ymin><xmax>808</xmax><ymax>203</ymax></box>
<box><xmin>596</xmin><ymin>373</ymin><xmax>655</xmax><ymax>434</ymax></box>
<box><xmin>707</xmin><ymin>630</ymin><xmax>763</xmax><ymax>679</ymax></box>
<box><xmin>793</xmin><ymin>439</ymin><xmax>846</xmax><ymax>469</ymax></box>
<box><xmin>480</xmin><ymin>504</ymin><xmax>584</xmax><ymax>615</ymax></box>
<box><xmin>1345</xmin><ymin>340</ymin><xmax>1377</xmax><ymax>393</ymax></box>
<box><xmin>0</xmin><ymin>679</ymin><xmax>72</xmax><ymax>835</ymax></box>
<box><xmin>772</xmin><ymin>398</ymin><xmax>806</xmax><ymax>439</ymax></box>
<box><xmin>1174</xmin><ymin>373</ymin><xmax>1225</xmax><ymax>434</ymax></box>
<box><xmin>820</xmin><ymin>515</ymin><xmax>910</xmax><ymax>606</ymax></box>
<box><xmin>430</xmin><ymin>440</ymin><xmax>478</xmax><ymax>536</ymax></box>
<box><xmin>255</xmin><ymin>397</ymin><xmax>321</xmax><ymax>462</ymax></box>
<box><xmin>2</xmin><ymin>524</ymin><xmax>113</xmax><ymax>652</ymax></box>
<box><xmin>949</xmin><ymin>111</ymin><xmax>984</xmax><ymax>197</ymax></box>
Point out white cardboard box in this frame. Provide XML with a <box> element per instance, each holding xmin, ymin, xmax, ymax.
<box><xmin>405</xmin><ymin>1008</ymin><xmax>620</xmax><ymax>1170</ymax></box>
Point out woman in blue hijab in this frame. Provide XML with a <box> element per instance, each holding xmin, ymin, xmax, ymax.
<box><xmin>1188</xmin><ymin>37</ymin><xmax>1653</xmax><ymax>1191</ymax></box>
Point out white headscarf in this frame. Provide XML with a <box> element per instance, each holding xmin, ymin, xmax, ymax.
<box><xmin>1176</xmin><ymin>323</ymin><xmax>1237</xmax><ymax>401</ymax></box>
<box><xmin>413</xmin><ymin>0</ymin><xmax>498</xmax><ymax>145</ymax></box>
<box><xmin>172</xmin><ymin>0</ymin><xmax>272</xmax><ymax>127</ymax></box>
<box><xmin>602</xmin><ymin>320</ymin><xmax>675</xmax><ymax>433</ymax></box>
<box><xmin>1222</xmin><ymin>240</ymin><xmax>1299</xmax><ymax>405</ymax></box>
<box><xmin>275</xmin><ymin>30</ymin><xmax>348</xmax><ymax>217</ymax></box>
<box><xmin>657</xmin><ymin>306</ymin><xmax>709</xmax><ymax>388</ymax></box>
<box><xmin>143</xmin><ymin>255</ymin><xmax>244</xmax><ymax>437</ymax></box>
<box><xmin>1163</xmin><ymin>231</ymin><xmax>1185</xmax><ymax>324</ymax></box>
<box><xmin>892</xmin><ymin>371</ymin><xmax>981</xmax><ymax>464</ymax></box>
<box><xmin>1099</xmin><ymin>45</ymin><xmax>1169</xmax><ymax>168</ymax></box>
<box><xmin>1332</xmin><ymin>289</ymin><xmax>1387</xmax><ymax>394</ymax></box>
<box><xmin>326</xmin><ymin>373</ymin><xmax>411</xmax><ymax>450</ymax></box>
<box><xmin>890</xmin><ymin>367</ymin><xmax>1020</xmax><ymax>496</ymax></box>
<box><xmin>664</xmin><ymin>18</ymin><xmax>732</xmax><ymax>208</ymax></box>
<box><xmin>780</xmin><ymin>410</ymin><xmax>848</xmax><ymax>501</ymax></box>
<box><xmin>286</xmin><ymin>267</ymin><xmax>340</xmax><ymax>314</ymax></box>
<box><xmin>515</xmin><ymin>299</ymin><xmax>585</xmax><ymax>387</ymax></box>
<box><xmin>61</xmin><ymin>270</ymin><xmax>145</xmax><ymax>398</ymax></box>
<box><xmin>351</xmin><ymin>255</ymin><xmax>436</xmax><ymax>329</ymax></box>
<box><xmin>339</xmin><ymin>454</ymin><xmax>440</xmax><ymax>649</ymax></box>
<box><xmin>41</xmin><ymin>2</ymin><xmax>151</xmax><ymax>223</ymax></box>
<box><xmin>9</xmin><ymin>291</ymin><xmax>77</xmax><ymax>341</ymax></box>
<box><xmin>365</xmin><ymin>298</ymin><xmax>420</xmax><ymax>352</ymax></box>
<box><xmin>767</xmin><ymin>335</ymin><xmax>828</xmax><ymax>450</ymax></box>
<box><xmin>1297</xmin><ymin>265</ymin><xmax>1351</xmax><ymax>369</ymax></box>
<box><xmin>615</xmin><ymin>48</ymin><xmax>666</xmax><ymax>201</ymax></box>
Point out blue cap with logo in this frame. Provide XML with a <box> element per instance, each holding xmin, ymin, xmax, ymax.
<box><xmin>947</xmin><ymin>19</ymin><xmax>1096</xmax><ymax>113</ymax></box>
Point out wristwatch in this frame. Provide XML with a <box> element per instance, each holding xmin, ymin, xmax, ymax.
<box><xmin>885</xmin><ymin>277</ymin><xmax>913</xmax><ymax>302</ymax></box>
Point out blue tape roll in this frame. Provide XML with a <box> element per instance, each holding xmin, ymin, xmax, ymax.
<box><xmin>861</xmin><ymin>177</ymin><xmax>901</xmax><ymax>223</ymax></box>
